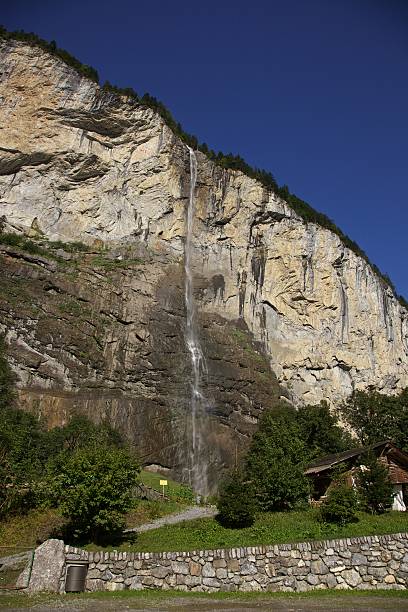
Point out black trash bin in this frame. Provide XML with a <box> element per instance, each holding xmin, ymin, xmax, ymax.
<box><xmin>65</xmin><ymin>563</ymin><xmax>88</xmax><ymax>592</ymax></box>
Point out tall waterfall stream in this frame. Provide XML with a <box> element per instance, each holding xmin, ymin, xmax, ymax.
<box><xmin>184</xmin><ymin>147</ymin><xmax>209</xmax><ymax>495</ymax></box>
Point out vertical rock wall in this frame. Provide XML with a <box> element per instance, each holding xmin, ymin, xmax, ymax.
<box><xmin>0</xmin><ymin>39</ymin><xmax>407</xmax><ymax>471</ymax></box>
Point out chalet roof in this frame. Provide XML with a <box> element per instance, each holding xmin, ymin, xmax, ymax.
<box><xmin>304</xmin><ymin>440</ymin><xmax>398</xmax><ymax>475</ymax></box>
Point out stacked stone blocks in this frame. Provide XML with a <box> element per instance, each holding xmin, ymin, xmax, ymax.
<box><xmin>59</xmin><ymin>533</ymin><xmax>408</xmax><ymax>593</ymax></box>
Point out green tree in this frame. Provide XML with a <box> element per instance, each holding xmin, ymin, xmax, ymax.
<box><xmin>0</xmin><ymin>336</ymin><xmax>133</xmax><ymax>521</ymax></box>
<box><xmin>0</xmin><ymin>447</ymin><xmax>19</xmax><ymax>518</ymax></box>
<box><xmin>340</xmin><ymin>389</ymin><xmax>408</xmax><ymax>451</ymax></box>
<box><xmin>297</xmin><ymin>401</ymin><xmax>353</xmax><ymax>460</ymax></box>
<box><xmin>245</xmin><ymin>410</ymin><xmax>309</xmax><ymax>511</ymax></box>
<box><xmin>50</xmin><ymin>445</ymin><xmax>139</xmax><ymax>543</ymax></box>
<box><xmin>0</xmin><ymin>406</ymin><xmax>47</xmax><ymax>479</ymax></box>
<box><xmin>217</xmin><ymin>470</ymin><xmax>255</xmax><ymax>528</ymax></box>
<box><xmin>46</xmin><ymin>415</ymin><xmax>123</xmax><ymax>453</ymax></box>
<box><xmin>0</xmin><ymin>336</ymin><xmax>15</xmax><ymax>411</ymax></box>
<box><xmin>357</xmin><ymin>452</ymin><xmax>394</xmax><ymax>514</ymax></box>
<box><xmin>0</xmin><ymin>338</ymin><xmax>47</xmax><ymax>514</ymax></box>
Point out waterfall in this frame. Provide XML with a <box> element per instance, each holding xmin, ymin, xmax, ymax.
<box><xmin>184</xmin><ymin>146</ymin><xmax>208</xmax><ymax>495</ymax></box>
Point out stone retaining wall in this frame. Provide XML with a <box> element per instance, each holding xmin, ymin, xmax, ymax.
<box><xmin>54</xmin><ymin>533</ymin><xmax>408</xmax><ymax>593</ymax></box>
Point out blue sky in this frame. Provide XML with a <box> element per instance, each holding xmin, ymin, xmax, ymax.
<box><xmin>3</xmin><ymin>0</ymin><xmax>408</xmax><ymax>298</ymax></box>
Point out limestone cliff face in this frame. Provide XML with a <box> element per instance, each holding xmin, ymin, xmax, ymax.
<box><xmin>1</xmin><ymin>40</ymin><xmax>408</xmax><ymax>472</ymax></box>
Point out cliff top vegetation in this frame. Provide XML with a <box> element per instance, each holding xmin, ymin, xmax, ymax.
<box><xmin>0</xmin><ymin>25</ymin><xmax>406</xmax><ymax>308</ymax></box>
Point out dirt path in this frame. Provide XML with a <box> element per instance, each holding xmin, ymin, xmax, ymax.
<box><xmin>125</xmin><ymin>506</ymin><xmax>217</xmax><ymax>533</ymax></box>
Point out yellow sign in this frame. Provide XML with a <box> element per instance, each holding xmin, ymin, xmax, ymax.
<box><xmin>159</xmin><ymin>480</ymin><xmax>168</xmax><ymax>486</ymax></box>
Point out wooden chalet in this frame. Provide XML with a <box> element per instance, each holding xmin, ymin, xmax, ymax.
<box><xmin>304</xmin><ymin>441</ymin><xmax>408</xmax><ymax>511</ymax></box>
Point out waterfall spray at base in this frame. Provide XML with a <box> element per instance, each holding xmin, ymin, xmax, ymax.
<box><xmin>184</xmin><ymin>146</ymin><xmax>209</xmax><ymax>495</ymax></box>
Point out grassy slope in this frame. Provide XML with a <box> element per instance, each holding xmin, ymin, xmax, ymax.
<box><xmin>94</xmin><ymin>510</ymin><xmax>408</xmax><ymax>553</ymax></box>
<box><xmin>1</xmin><ymin>503</ymin><xmax>406</xmax><ymax>557</ymax></box>
<box><xmin>139</xmin><ymin>470</ymin><xmax>194</xmax><ymax>502</ymax></box>
<box><xmin>9</xmin><ymin>465</ymin><xmax>406</xmax><ymax>573</ymax></box>
<box><xmin>0</xmin><ymin>471</ymin><xmax>192</xmax><ymax>554</ymax></box>
<box><xmin>0</xmin><ymin>509</ymin><xmax>64</xmax><ymax>552</ymax></box>
<box><xmin>126</xmin><ymin>470</ymin><xmax>194</xmax><ymax>529</ymax></box>
<box><xmin>126</xmin><ymin>470</ymin><xmax>193</xmax><ymax>527</ymax></box>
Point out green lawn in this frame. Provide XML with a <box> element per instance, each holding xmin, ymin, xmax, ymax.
<box><xmin>0</xmin><ymin>589</ymin><xmax>407</xmax><ymax>609</ymax></box>
<box><xmin>92</xmin><ymin>510</ymin><xmax>408</xmax><ymax>553</ymax></box>
<box><xmin>139</xmin><ymin>470</ymin><xmax>195</xmax><ymax>503</ymax></box>
<box><xmin>3</xmin><ymin>507</ymin><xmax>406</xmax><ymax>556</ymax></box>
<box><xmin>125</xmin><ymin>470</ymin><xmax>194</xmax><ymax>529</ymax></box>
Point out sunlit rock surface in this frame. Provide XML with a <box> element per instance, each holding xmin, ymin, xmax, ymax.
<box><xmin>1</xmin><ymin>40</ymin><xmax>407</xmax><ymax>481</ymax></box>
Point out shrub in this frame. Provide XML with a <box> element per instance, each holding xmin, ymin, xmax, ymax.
<box><xmin>217</xmin><ymin>470</ymin><xmax>255</xmax><ymax>528</ymax></box>
<box><xmin>174</xmin><ymin>483</ymin><xmax>195</xmax><ymax>504</ymax></box>
<box><xmin>319</xmin><ymin>480</ymin><xmax>358</xmax><ymax>525</ymax></box>
<box><xmin>50</xmin><ymin>445</ymin><xmax>140</xmax><ymax>543</ymax></box>
<box><xmin>0</xmin><ymin>231</ymin><xmax>48</xmax><ymax>257</ymax></box>
<box><xmin>48</xmin><ymin>240</ymin><xmax>89</xmax><ymax>253</ymax></box>
<box><xmin>245</xmin><ymin>410</ymin><xmax>310</xmax><ymax>511</ymax></box>
<box><xmin>357</xmin><ymin>452</ymin><xmax>394</xmax><ymax>514</ymax></box>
